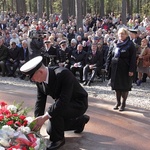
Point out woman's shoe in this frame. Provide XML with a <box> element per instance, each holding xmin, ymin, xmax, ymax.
<box><xmin>119</xmin><ymin>106</ymin><xmax>125</xmax><ymax>111</ymax></box>
<box><xmin>113</xmin><ymin>103</ymin><xmax>121</xmax><ymax>110</ymax></box>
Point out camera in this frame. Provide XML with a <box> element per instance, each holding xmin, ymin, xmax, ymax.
<box><xmin>28</xmin><ymin>30</ymin><xmax>46</xmax><ymax>39</ymax></box>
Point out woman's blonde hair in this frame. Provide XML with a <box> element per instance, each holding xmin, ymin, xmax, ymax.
<box><xmin>118</xmin><ymin>28</ymin><xmax>129</xmax><ymax>36</ymax></box>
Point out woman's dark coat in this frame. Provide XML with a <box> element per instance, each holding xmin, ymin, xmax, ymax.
<box><xmin>106</xmin><ymin>37</ymin><xmax>136</xmax><ymax>91</ymax></box>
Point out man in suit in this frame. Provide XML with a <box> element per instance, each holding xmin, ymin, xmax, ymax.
<box><xmin>0</xmin><ymin>20</ymin><xmax>7</xmax><ymax>30</ymax></box>
<box><xmin>5</xmin><ymin>41</ymin><xmax>20</xmax><ymax>77</ymax></box>
<box><xmin>20</xmin><ymin>56</ymin><xmax>90</xmax><ymax>150</ymax></box>
<box><xmin>19</xmin><ymin>40</ymin><xmax>29</xmax><ymax>79</ymax></box>
<box><xmin>83</xmin><ymin>43</ymin><xmax>103</xmax><ymax>86</ymax></box>
<box><xmin>70</xmin><ymin>44</ymin><xmax>87</xmax><ymax>82</ymax></box>
<box><xmin>128</xmin><ymin>29</ymin><xmax>142</xmax><ymax>83</ymax></box>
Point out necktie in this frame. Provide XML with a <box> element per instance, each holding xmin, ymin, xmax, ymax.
<box><xmin>24</xmin><ymin>48</ymin><xmax>26</xmax><ymax>59</ymax></box>
<box><xmin>42</xmin><ymin>82</ymin><xmax>46</xmax><ymax>93</ymax></box>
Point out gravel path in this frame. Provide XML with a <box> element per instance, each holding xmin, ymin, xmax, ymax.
<box><xmin>0</xmin><ymin>76</ymin><xmax>149</xmax><ymax>110</ymax></box>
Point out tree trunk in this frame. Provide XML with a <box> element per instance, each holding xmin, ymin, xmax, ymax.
<box><xmin>100</xmin><ymin>0</ymin><xmax>104</xmax><ymax>17</ymax></box>
<box><xmin>28</xmin><ymin>0</ymin><xmax>32</xmax><ymax>13</ymax></box>
<box><xmin>46</xmin><ymin>0</ymin><xmax>50</xmax><ymax>20</ymax></box>
<box><xmin>75</xmin><ymin>0</ymin><xmax>83</xmax><ymax>32</ymax></box>
<box><xmin>50</xmin><ymin>0</ymin><xmax>53</xmax><ymax>14</ymax></box>
<box><xmin>69</xmin><ymin>0</ymin><xmax>75</xmax><ymax>17</ymax></box>
<box><xmin>82</xmin><ymin>0</ymin><xmax>87</xmax><ymax>17</ymax></box>
<box><xmin>33</xmin><ymin>0</ymin><xmax>37</xmax><ymax>14</ymax></box>
<box><xmin>130</xmin><ymin>0</ymin><xmax>133</xmax><ymax>15</ymax></box>
<box><xmin>62</xmin><ymin>0</ymin><xmax>69</xmax><ymax>24</ymax></box>
<box><xmin>137</xmin><ymin>0</ymin><xmax>140</xmax><ymax>13</ymax></box>
<box><xmin>37</xmin><ymin>0</ymin><xmax>43</xmax><ymax>20</ymax></box>
<box><xmin>126</xmin><ymin>0</ymin><xmax>131</xmax><ymax>16</ymax></box>
<box><xmin>16</xmin><ymin>0</ymin><xmax>26</xmax><ymax>16</ymax></box>
<box><xmin>121</xmin><ymin>0</ymin><xmax>127</xmax><ymax>25</ymax></box>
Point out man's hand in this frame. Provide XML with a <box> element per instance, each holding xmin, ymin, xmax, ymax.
<box><xmin>32</xmin><ymin>113</ymin><xmax>50</xmax><ymax>131</ymax></box>
<box><xmin>129</xmin><ymin>72</ymin><xmax>133</xmax><ymax>77</ymax></box>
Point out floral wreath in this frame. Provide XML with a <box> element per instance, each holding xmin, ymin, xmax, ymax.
<box><xmin>0</xmin><ymin>101</ymin><xmax>45</xmax><ymax>150</ymax></box>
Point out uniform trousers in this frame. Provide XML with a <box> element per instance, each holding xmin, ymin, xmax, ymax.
<box><xmin>46</xmin><ymin>101</ymin><xmax>87</xmax><ymax>142</ymax></box>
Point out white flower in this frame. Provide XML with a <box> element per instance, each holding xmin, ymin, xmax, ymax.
<box><xmin>0</xmin><ymin>146</ymin><xmax>5</xmax><ymax>150</ymax></box>
<box><xmin>0</xmin><ymin>126</ymin><xmax>15</xmax><ymax>139</ymax></box>
<box><xmin>1</xmin><ymin>125</ymin><xmax>15</xmax><ymax>133</ymax></box>
<box><xmin>25</xmin><ymin>117</ymin><xmax>34</xmax><ymax>125</ymax></box>
<box><xmin>34</xmin><ymin>138</ymin><xmax>40</xmax><ymax>150</ymax></box>
<box><xmin>0</xmin><ymin>138</ymin><xmax>10</xmax><ymax>147</ymax></box>
<box><xmin>7</xmin><ymin>105</ymin><xmax>17</xmax><ymax>113</ymax></box>
<box><xmin>17</xmin><ymin>126</ymin><xmax>31</xmax><ymax>134</ymax></box>
<box><xmin>1</xmin><ymin>125</ymin><xmax>15</xmax><ymax>138</ymax></box>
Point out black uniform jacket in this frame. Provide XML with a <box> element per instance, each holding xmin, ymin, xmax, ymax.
<box><xmin>0</xmin><ymin>44</ymin><xmax>8</xmax><ymax>61</ymax></box>
<box><xmin>36</xmin><ymin>67</ymin><xmax>88</xmax><ymax>118</ymax></box>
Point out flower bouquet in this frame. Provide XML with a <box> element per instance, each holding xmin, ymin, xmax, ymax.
<box><xmin>0</xmin><ymin>101</ymin><xmax>46</xmax><ymax>150</ymax></box>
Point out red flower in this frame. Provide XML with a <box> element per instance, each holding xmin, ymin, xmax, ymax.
<box><xmin>6</xmin><ymin>120</ymin><xmax>14</xmax><ymax>125</ymax></box>
<box><xmin>12</xmin><ymin>113</ymin><xmax>19</xmax><ymax>117</ymax></box>
<box><xmin>7</xmin><ymin>144</ymin><xmax>28</xmax><ymax>150</ymax></box>
<box><xmin>6</xmin><ymin>114</ymin><xmax>13</xmax><ymax>118</ymax></box>
<box><xmin>0</xmin><ymin>101</ymin><xmax>7</xmax><ymax>107</ymax></box>
<box><xmin>19</xmin><ymin>115</ymin><xmax>26</xmax><ymax>120</ymax></box>
<box><xmin>23</xmin><ymin>120</ymin><xmax>28</xmax><ymax>126</ymax></box>
<box><xmin>1</xmin><ymin>108</ymin><xmax>10</xmax><ymax>115</ymax></box>
<box><xmin>15</xmin><ymin>121</ymin><xmax>22</xmax><ymax>127</ymax></box>
<box><xmin>0</xmin><ymin>114</ymin><xmax>4</xmax><ymax>121</ymax></box>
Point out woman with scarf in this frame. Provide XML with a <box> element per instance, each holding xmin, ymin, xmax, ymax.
<box><xmin>105</xmin><ymin>28</ymin><xmax>136</xmax><ymax>111</ymax></box>
<box><xmin>136</xmin><ymin>38</ymin><xmax>150</xmax><ymax>86</ymax></box>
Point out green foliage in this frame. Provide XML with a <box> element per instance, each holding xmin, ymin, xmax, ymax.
<box><xmin>141</xmin><ymin>2</ymin><xmax>150</xmax><ymax>16</ymax></box>
<box><xmin>53</xmin><ymin>0</ymin><xmax>62</xmax><ymax>13</ymax></box>
<box><xmin>13</xmin><ymin>101</ymin><xmax>32</xmax><ymax>116</ymax></box>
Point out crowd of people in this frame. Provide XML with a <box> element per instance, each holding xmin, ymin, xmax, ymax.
<box><xmin>0</xmin><ymin>11</ymin><xmax>150</xmax><ymax>87</ymax></box>
<box><xmin>0</xmin><ymin>11</ymin><xmax>150</xmax><ymax>149</ymax></box>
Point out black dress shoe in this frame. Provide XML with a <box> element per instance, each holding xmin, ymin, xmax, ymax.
<box><xmin>74</xmin><ymin>115</ymin><xmax>90</xmax><ymax>133</ymax></box>
<box><xmin>46</xmin><ymin>138</ymin><xmax>65</xmax><ymax>150</ymax></box>
<box><xmin>113</xmin><ymin>103</ymin><xmax>121</xmax><ymax>110</ymax></box>
<box><xmin>119</xmin><ymin>106</ymin><xmax>125</xmax><ymax>111</ymax></box>
<box><xmin>87</xmin><ymin>81</ymin><xmax>91</xmax><ymax>86</ymax></box>
<box><xmin>13</xmin><ymin>74</ymin><xmax>16</xmax><ymax>78</ymax></box>
<box><xmin>7</xmin><ymin>73</ymin><xmax>13</xmax><ymax>77</ymax></box>
<box><xmin>83</xmin><ymin>81</ymin><xmax>87</xmax><ymax>86</ymax></box>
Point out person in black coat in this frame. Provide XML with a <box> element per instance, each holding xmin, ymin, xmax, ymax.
<box><xmin>0</xmin><ymin>37</ymin><xmax>8</xmax><ymax>77</ymax></box>
<box><xmin>128</xmin><ymin>29</ymin><xmax>142</xmax><ymax>83</ymax></box>
<box><xmin>20</xmin><ymin>56</ymin><xmax>89</xmax><ymax>150</ymax></box>
<box><xmin>105</xmin><ymin>28</ymin><xmax>136</xmax><ymax>111</ymax></box>
<box><xmin>29</xmin><ymin>35</ymin><xmax>44</xmax><ymax>59</ymax></box>
<box><xmin>70</xmin><ymin>44</ymin><xmax>87</xmax><ymax>82</ymax></box>
<box><xmin>41</xmin><ymin>40</ymin><xmax>57</xmax><ymax>66</ymax></box>
<box><xmin>83</xmin><ymin>43</ymin><xmax>103</xmax><ymax>86</ymax></box>
<box><xmin>5</xmin><ymin>41</ymin><xmax>20</xmax><ymax>77</ymax></box>
<box><xmin>0</xmin><ymin>20</ymin><xmax>7</xmax><ymax>30</ymax></box>
<box><xmin>56</xmin><ymin>40</ymin><xmax>71</xmax><ymax>69</ymax></box>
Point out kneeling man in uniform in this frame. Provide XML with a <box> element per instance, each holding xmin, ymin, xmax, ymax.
<box><xmin>20</xmin><ymin>56</ymin><xmax>90</xmax><ymax>150</ymax></box>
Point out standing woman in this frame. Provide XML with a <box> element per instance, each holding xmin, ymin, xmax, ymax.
<box><xmin>105</xmin><ymin>28</ymin><xmax>136</xmax><ymax>111</ymax></box>
<box><xmin>136</xmin><ymin>38</ymin><xmax>150</xmax><ymax>86</ymax></box>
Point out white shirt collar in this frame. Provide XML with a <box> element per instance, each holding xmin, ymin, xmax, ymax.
<box><xmin>44</xmin><ymin>67</ymin><xmax>49</xmax><ymax>84</ymax></box>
